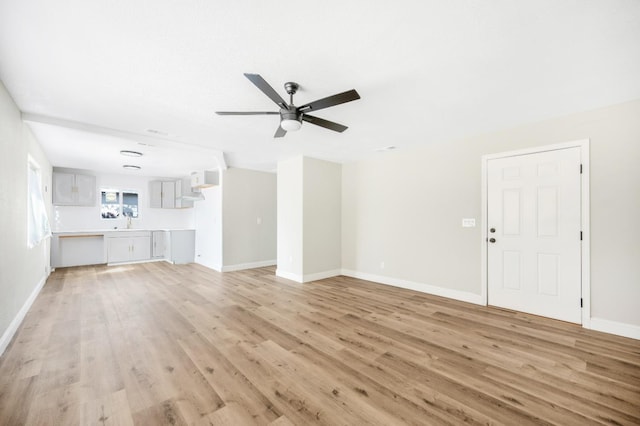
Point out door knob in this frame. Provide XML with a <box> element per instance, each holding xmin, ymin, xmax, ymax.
<box><xmin>489</xmin><ymin>238</ymin><xmax>496</xmax><ymax>243</ymax></box>
<box><xmin>490</xmin><ymin>228</ymin><xmax>496</xmax><ymax>233</ymax></box>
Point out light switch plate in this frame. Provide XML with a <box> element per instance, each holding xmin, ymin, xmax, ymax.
<box><xmin>462</xmin><ymin>218</ymin><xmax>476</xmax><ymax>228</ymax></box>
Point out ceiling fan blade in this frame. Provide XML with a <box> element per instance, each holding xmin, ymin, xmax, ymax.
<box><xmin>302</xmin><ymin>115</ymin><xmax>348</xmax><ymax>133</ymax></box>
<box><xmin>274</xmin><ymin>125</ymin><xmax>287</xmax><ymax>138</ymax></box>
<box><xmin>298</xmin><ymin>89</ymin><xmax>360</xmax><ymax>113</ymax></box>
<box><xmin>215</xmin><ymin>111</ymin><xmax>279</xmax><ymax>115</ymax></box>
<box><xmin>244</xmin><ymin>73</ymin><xmax>288</xmax><ymax>109</ymax></box>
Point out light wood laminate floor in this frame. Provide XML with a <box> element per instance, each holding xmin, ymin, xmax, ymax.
<box><xmin>0</xmin><ymin>262</ymin><xmax>639</xmax><ymax>425</ymax></box>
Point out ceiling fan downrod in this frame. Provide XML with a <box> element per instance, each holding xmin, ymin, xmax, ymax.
<box><xmin>284</xmin><ymin>82</ymin><xmax>299</xmax><ymax>107</ymax></box>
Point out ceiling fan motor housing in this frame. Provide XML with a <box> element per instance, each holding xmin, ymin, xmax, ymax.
<box><xmin>281</xmin><ymin>108</ymin><xmax>302</xmax><ymax>123</ymax></box>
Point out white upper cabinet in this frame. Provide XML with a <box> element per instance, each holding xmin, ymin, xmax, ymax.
<box><xmin>149</xmin><ymin>180</ymin><xmax>163</xmax><ymax>208</ymax></box>
<box><xmin>53</xmin><ymin>171</ymin><xmax>96</xmax><ymax>206</ymax></box>
<box><xmin>190</xmin><ymin>170</ymin><xmax>218</xmax><ymax>188</ymax></box>
<box><xmin>149</xmin><ymin>180</ymin><xmax>177</xmax><ymax>208</ymax></box>
<box><xmin>149</xmin><ymin>179</ymin><xmax>194</xmax><ymax>209</ymax></box>
<box><xmin>162</xmin><ymin>181</ymin><xmax>176</xmax><ymax>209</ymax></box>
<box><xmin>53</xmin><ymin>172</ymin><xmax>75</xmax><ymax>204</ymax></box>
<box><xmin>75</xmin><ymin>174</ymin><xmax>96</xmax><ymax>205</ymax></box>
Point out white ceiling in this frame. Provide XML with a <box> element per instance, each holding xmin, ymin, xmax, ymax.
<box><xmin>1</xmin><ymin>1</ymin><xmax>640</xmax><ymax>177</ymax></box>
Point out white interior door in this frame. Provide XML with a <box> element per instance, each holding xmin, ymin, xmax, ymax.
<box><xmin>487</xmin><ymin>147</ymin><xmax>582</xmax><ymax>323</ymax></box>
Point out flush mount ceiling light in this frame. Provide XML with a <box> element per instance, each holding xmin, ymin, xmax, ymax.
<box><xmin>120</xmin><ymin>150</ymin><xmax>143</xmax><ymax>157</ymax></box>
<box><xmin>123</xmin><ymin>165</ymin><xmax>141</xmax><ymax>170</ymax></box>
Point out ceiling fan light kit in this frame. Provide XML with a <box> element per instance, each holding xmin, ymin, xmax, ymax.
<box><xmin>216</xmin><ymin>73</ymin><xmax>360</xmax><ymax>138</ymax></box>
<box><xmin>280</xmin><ymin>108</ymin><xmax>302</xmax><ymax>131</ymax></box>
<box><xmin>280</xmin><ymin>118</ymin><xmax>302</xmax><ymax>132</ymax></box>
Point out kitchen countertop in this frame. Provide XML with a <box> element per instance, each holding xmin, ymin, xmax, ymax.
<box><xmin>51</xmin><ymin>228</ymin><xmax>195</xmax><ymax>237</ymax></box>
<box><xmin>53</xmin><ymin>229</ymin><xmax>195</xmax><ymax>235</ymax></box>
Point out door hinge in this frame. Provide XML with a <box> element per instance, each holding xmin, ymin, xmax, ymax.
<box><xmin>580</xmin><ymin>164</ymin><xmax>583</xmax><ymax>174</ymax></box>
<box><xmin>580</xmin><ymin>298</ymin><xmax>583</xmax><ymax>308</ymax></box>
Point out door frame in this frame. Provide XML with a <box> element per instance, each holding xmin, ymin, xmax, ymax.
<box><xmin>480</xmin><ymin>139</ymin><xmax>591</xmax><ymax>327</ymax></box>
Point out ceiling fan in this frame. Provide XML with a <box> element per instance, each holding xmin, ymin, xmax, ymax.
<box><xmin>216</xmin><ymin>73</ymin><xmax>360</xmax><ymax>138</ymax></box>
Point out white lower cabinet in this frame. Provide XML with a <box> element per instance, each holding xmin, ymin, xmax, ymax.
<box><xmin>107</xmin><ymin>232</ymin><xmax>151</xmax><ymax>263</ymax></box>
<box><xmin>169</xmin><ymin>230</ymin><xmax>195</xmax><ymax>264</ymax></box>
<box><xmin>152</xmin><ymin>231</ymin><xmax>167</xmax><ymax>258</ymax></box>
<box><xmin>51</xmin><ymin>230</ymin><xmax>194</xmax><ymax>267</ymax></box>
<box><xmin>51</xmin><ymin>234</ymin><xmax>106</xmax><ymax>267</ymax></box>
<box><xmin>150</xmin><ymin>230</ymin><xmax>195</xmax><ymax>263</ymax></box>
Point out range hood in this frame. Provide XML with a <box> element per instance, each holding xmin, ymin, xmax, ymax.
<box><xmin>176</xmin><ymin>171</ymin><xmax>219</xmax><ymax>203</ymax></box>
<box><xmin>176</xmin><ymin>178</ymin><xmax>205</xmax><ymax>202</ymax></box>
<box><xmin>180</xmin><ymin>189</ymin><xmax>205</xmax><ymax>201</ymax></box>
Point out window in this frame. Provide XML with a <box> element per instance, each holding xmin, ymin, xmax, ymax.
<box><xmin>101</xmin><ymin>190</ymin><xmax>120</xmax><ymax>219</ymax></box>
<box><xmin>123</xmin><ymin>192</ymin><xmax>139</xmax><ymax>218</ymax></box>
<box><xmin>27</xmin><ymin>158</ymin><xmax>51</xmax><ymax>248</ymax></box>
<box><xmin>101</xmin><ymin>190</ymin><xmax>139</xmax><ymax>219</ymax></box>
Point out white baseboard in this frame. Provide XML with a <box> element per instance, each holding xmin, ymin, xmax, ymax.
<box><xmin>195</xmin><ymin>259</ymin><xmax>223</xmax><ymax>272</ymax></box>
<box><xmin>275</xmin><ymin>268</ymin><xmax>341</xmax><ymax>283</ymax></box>
<box><xmin>303</xmin><ymin>269</ymin><xmax>342</xmax><ymax>282</ymax></box>
<box><xmin>340</xmin><ymin>269</ymin><xmax>484</xmax><ymax>306</ymax></box>
<box><xmin>589</xmin><ymin>317</ymin><xmax>640</xmax><ymax>340</ymax></box>
<box><xmin>221</xmin><ymin>259</ymin><xmax>277</xmax><ymax>272</ymax></box>
<box><xmin>0</xmin><ymin>274</ymin><xmax>48</xmax><ymax>356</ymax></box>
<box><xmin>275</xmin><ymin>269</ymin><xmax>303</xmax><ymax>283</ymax></box>
<box><xmin>107</xmin><ymin>259</ymin><xmax>156</xmax><ymax>266</ymax></box>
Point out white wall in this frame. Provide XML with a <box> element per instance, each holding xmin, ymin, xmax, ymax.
<box><xmin>52</xmin><ymin>169</ymin><xmax>195</xmax><ymax>231</ymax></box>
<box><xmin>277</xmin><ymin>157</ymin><xmax>342</xmax><ymax>282</ymax></box>
<box><xmin>277</xmin><ymin>157</ymin><xmax>304</xmax><ymax>279</ymax></box>
<box><xmin>342</xmin><ymin>146</ymin><xmax>482</xmax><ymax>298</ymax></box>
<box><xmin>194</xmin><ymin>168</ymin><xmax>277</xmax><ymax>272</ymax></box>
<box><xmin>303</xmin><ymin>157</ymin><xmax>342</xmax><ymax>279</ymax></box>
<box><xmin>194</xmin><ymin>185</ymin><xmax>222</xmax><ymax>270</ymax></box>
<box><xmin>0</xmin><ymin>81</ymin><xmax>52</xmax><ymax>355</ymax></box>
<box><xmin>221</xmin><ymin>168</ymin><xmax>277</xmax><ymax>270</ymax></box>
<box><xmin>342</xmin><ymin>99</ymin><xmax>640</xmax><ymax>333</ymax></box>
